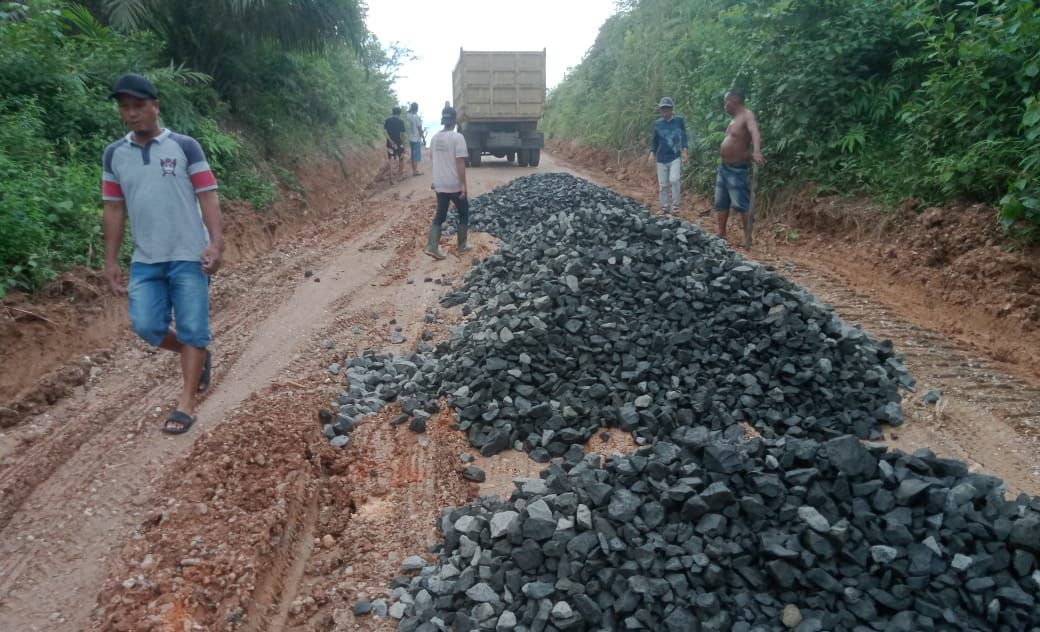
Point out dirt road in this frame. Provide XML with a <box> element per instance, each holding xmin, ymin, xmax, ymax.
<box><xmin>0</xmin><ymin>153</ymin><xmax>581</xmax><ymax>631</ymax></box>
<box><xmin>0</xmin><ymin>150</ymin><xmax>1037</xmax><ymax>631</ymax></box>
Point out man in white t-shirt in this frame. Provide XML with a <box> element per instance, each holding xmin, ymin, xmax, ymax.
<box><xmin>406</xmin><ymin>102</ymin><xmax>424</xmax><ymax>176</ymax></box>
<box><xmin>425</xmin><ymin>104</ymin><xmax>469</xmax><ymax>260</ymax></box>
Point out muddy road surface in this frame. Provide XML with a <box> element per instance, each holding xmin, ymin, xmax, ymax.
<box><xmin>0</xmin><ymin>150</ymin><xmax>1037</xmax><ymax>631</ymax></box>
<box><xmin>0</xmin><ymin>154</ymin><xmax>592</xmax><ymax>631</ymax></box>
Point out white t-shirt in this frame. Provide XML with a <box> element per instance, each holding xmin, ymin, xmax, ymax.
<box><xmin>406</xmin><ymin>112</ymin><xmax>422</xmax><ymax>143</ymax></box>
<box><xmin>431</xmin><ymin>129</ymin><xmax>468</xmax><ymax>193</ymax></box>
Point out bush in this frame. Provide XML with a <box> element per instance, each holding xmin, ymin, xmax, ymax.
<box><xmin>0</xmin><ymin>1</ymin><xmax>219</xmax><ymax>295</ymax></box>
<box><xmin>0</xmin><ymin>98</ymin><xmax>105</xmax><ymax>293</ymax></box>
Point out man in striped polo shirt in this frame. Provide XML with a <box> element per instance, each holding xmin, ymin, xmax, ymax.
<box><xmin>102</xmin><ymin>73</ymin><xmax>224</xmax><ymax>434</ymax></box>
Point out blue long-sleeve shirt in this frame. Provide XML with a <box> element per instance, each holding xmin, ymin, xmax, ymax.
<box><xmin>650</xmin><ymin>116</ymin><xmax>688</xmax><ymax>164</ymax></box>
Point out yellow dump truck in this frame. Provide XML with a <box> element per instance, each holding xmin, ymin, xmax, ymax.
<box><xmin>452</xmin><ymin>49</ymin><xmax>546</xmax><ymax>167</ymax></box>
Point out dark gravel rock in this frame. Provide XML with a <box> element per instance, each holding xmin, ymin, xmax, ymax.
<box><xmin>317</xmin><ymin>174</ymin><xmax>1036</xmax><ymax>630</ymax></box>
<box><xmin>462</xmin><ymin>466</ymin><xmax>486</xmax><ymax>483</ymax></box>
<box><xmin>398</xmin><ymin>437</ymin><xmax>1040</xmax><ymax>631</ymax></box>
<box><xmin>318</xmin><ymin>349</ymin><xmax>435</xmax><ymax>445</ymax></box>
<box><xmin>423</xmin><ymin>173</ymin><xmax>910</xmax><ymax>456</ymax></box>
<box><xmin>921</xmin><ymin>388</ymin><xmax>943</xmax><ymax>404</ymax></box>
<box><xmin>353</xmin><ymin>599</ymin><xmax>372</xmax><ymax>615</ymax></box>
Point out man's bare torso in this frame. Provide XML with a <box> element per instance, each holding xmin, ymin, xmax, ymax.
<box><xmin>720</xmin><ymin>111</ymin><xmax>754</xmax><ymax>165</ymax></box>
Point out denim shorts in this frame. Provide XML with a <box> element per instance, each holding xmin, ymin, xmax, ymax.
<box><xmin>410</xmin><ymin>141</ymin><xmax>422</xmax><ymax>162</ymax></box>
<box><xmin>714</xmin><ymin>163</ymin><xmax>751</xmax><ymax>213</ymax></box>
<box><xmin>128</xmin><ymin>261</ymin><xmax>211</xmax><ymax>348</ymax></box>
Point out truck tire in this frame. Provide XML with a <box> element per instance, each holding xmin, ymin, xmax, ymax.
<box><xmin>517</xmin><ymin>149</ymin><xmax>530</xmax><ymax>167</ymax></box>
<box><xmin>468</xmin><ymin>149</ymin><xmax>482</xmax><ymax>167</ymax></box>
<box><xmin>529</xmin><ymin>149</ymin><xmax>541</xmax><ymax>167</ymax></box>
<box><xmin>506</xmin><ymin>152</ymin><xmax>515</xmax><ymax>164</ymax></box>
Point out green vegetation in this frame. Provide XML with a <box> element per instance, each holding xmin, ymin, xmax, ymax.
<box><xmin>544</xmin><ymin>0</ymin><xmax>1040</xmax><ymax>239</ymax></box>
<box><xmin>0</xmin><ymin>0</ymin><xmax>394</xmax><ymax>296</ymax></box>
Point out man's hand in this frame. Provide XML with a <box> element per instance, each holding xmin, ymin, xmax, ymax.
<box><xmin>648</xmin><ymin>153</ymin><xmax>656</xmax><ymax>166</ymax></box>
<box><xmin>460</xmin><ymin>186</ymin><xmax>468</xmax><ymax>200</ymax></box>
<box><xmin>200</xmin><ymin>245</ymin><xmax>222</xmax><ymax>275</ymax></box>
<box><xmin>197</xmin><ymin>190</ymin><xmax>224</xmax><ymax>275</ymax></box>
<box><xmin>105</xmin><ymin>262</ymin><xmax>126</xmax><ymax>296</ymax></box>
<box><xmin>753</xmin><ymin>151</ymin><xmax>766</xmax><ymax>166</ymax></box>
<box><xmin>682</xmin><ymin>149</ymin><xmax>689</xmax><ymax>164</ymax></box>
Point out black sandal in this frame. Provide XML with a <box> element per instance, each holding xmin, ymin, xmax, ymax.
<box><xmin>163</xmin><ymin>410</ymin><xmax>197</xmax><ymax>435</ymax></box>
<box><xmin>197</xmin><ymin>350</ymin><xmax>212</xmax><ymax>394</ymax></box>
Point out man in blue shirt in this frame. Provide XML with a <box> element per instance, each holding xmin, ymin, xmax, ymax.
<box><xmin>649</xmin><ymin>97</ymin><xmax>689</xmax><ymax>214</ymax></box>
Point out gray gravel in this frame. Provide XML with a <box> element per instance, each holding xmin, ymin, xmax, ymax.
<box><xmin>327</xmin><ymin>175</ymin><xmax>1037</xmax><ymax>630</ymax></box>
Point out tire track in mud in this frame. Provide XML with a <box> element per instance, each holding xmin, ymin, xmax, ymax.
<box><xmin>243</xmin><ymin>477</ymin><xmax>322</xmax><ymax>632</ymax></box>
<box><xmin>770</xmin><ymin>259</ymin><xmax>1040</xmax><ymax>494</ymax></box>
<box><xmin>291</xmin><ymin>408</ymin><xmax>475</xmax><ymax>631</ymax></box>
<box><xmin>0</xmin><ymin>359</ymin><xmax>191</xmax><ymax>625</ymax></box>
<box><xmin>0</xmin><ymin>362</ymin><xmax>177</xmax><ymax>529</ymax></box>
<box><xmin>0</xmin><ymin>237</ymin><xmax>357</xmax><ymax>532</ymax></box>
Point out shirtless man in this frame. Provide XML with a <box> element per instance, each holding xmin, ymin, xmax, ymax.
<box><xmin>715</xmin><ymin>89</ymin><xmax>764</xmax><ymax>240</ymax></box>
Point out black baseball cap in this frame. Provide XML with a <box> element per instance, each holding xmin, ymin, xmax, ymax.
<box><xmin>441</xmin><ymin>104</ymin><xmax>457</xmax><ymax>125</ymax></box>
<box><xmin>109</xmin><ymin>73</ymin><xmax>158</xmax><ymax>100</ymax></box>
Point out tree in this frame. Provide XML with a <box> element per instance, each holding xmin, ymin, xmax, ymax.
<box><xmin>101</xmin><ymin>0</ymin><xmax>368</xmax><ymax>89</ymax></box>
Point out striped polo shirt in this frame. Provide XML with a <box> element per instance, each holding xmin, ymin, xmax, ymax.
<box><xmin>101</xmin><ymin>129</ymin><xmax>218</xmax><ymax>263</ymax></box>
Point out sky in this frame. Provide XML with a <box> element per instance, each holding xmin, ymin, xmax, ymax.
<box><xmin>365</xmin><ymin>0</ymin><xmax>619</xmax><ymax>130</ymax></box>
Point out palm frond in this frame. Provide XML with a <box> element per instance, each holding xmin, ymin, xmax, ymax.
<box><xmin>151</xmin><ymin>62</ymin><xmax>213</xmax><ymax>87</ymax></box>
<box><xmin>237</xmin><ymin>0</ymin><xmax>368</xmax><ymax>56</ymax></box>
<box><xmin>102</xmin><ymin>0</ymin><xmax>154</xmax><ymax>31</ymax></box>
<box><xmin>62</xmin><ymin>3</ymin><xmax>108</xmax><ymax>38</ymax></box>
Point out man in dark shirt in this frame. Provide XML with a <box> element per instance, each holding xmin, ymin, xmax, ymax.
<box><xmin>648</xmin><ymin>96</ymin><xmax>689</xmax><ymax>214</ymax></box>
<box><xmin>383</xmin><ymin>106</ymin><xmax>406</xmax><ymax>183</ymax></box>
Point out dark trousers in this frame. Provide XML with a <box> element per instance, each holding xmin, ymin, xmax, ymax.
<box><xmin>434</xmin><ymin>191</ymin><xmax>469</xmax><ymax>227</ymax></box>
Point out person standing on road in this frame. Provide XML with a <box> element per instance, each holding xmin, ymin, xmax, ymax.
<box><xmin>101</xmin><ymin>73</ymin><xmax>222</xmax><ymax>435</ymax></box>
<box><xmin>715</xmin><ymin>88</ymin><xmax>765</xmax><ymax>241</ymax></box>
<box><xmin>649</xmin><ymin>96</ymin><xmax>689</xmax><ymax>214</ymax></box>
<box><xmin>383</xmin><ymin>106</ymin><xmax>406</xmax><ymax>183</ymax></box>
<box><xmin>424</xmin><ymin>104</ymin><xmax>469</xmax><ymax>260</ymax></box>
<box><xmin>406</xmin><ymin>102</ymin><xmax>425</xmax><ymax>177</ymax></box>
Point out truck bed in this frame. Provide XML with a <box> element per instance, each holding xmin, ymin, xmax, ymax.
<box><xmin>452</xmin><ymin>50</ymin><xmax>546</xmax><ymax>122</ymax></box>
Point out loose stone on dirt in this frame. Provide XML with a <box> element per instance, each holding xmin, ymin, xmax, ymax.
<box><xmin>427</xmin><ymin>173</ymin><xmax>913</xmax><ymax>459</ymax></box>
<box><xmin>312</xmin><ymin>174</ymin><xmax>1038</xmax><ymax>630</ymax></box>
<box><xmin>462</xmin><ymin>465</ymin><xmax>486</xmax><ymax>483</ymax></box>
<box><xmin>397</xmin><ymin>435</ymin><xmax>1040</xmax><ymax>630</ymax></box>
